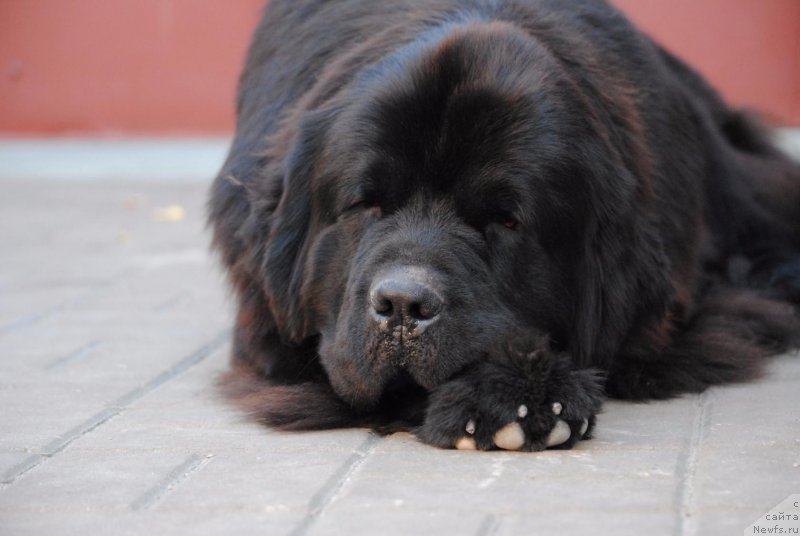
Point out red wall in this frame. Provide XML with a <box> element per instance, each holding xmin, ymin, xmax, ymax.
<box><xmin>613</xmin><ymin>0</ymin><xmax>800</xmax><ymax>126</ymax></box>
<box><xmin>0</xmin><ymin>0</ymin><xmax>264</xmax><ymax>134</ymax></box>
<box><xmin>1</xmin><ymin>0</ymin><xmax>798</xmax><ymax>135</ymax></box>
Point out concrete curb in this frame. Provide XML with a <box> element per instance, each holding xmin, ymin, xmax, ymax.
<box><xmin>0</xmin><ymin>137</ymin><xmax>231</xmax><ymax>182</ymax></box>
<box><xmin>0</xmin><ymin>129</ymin><xmax>797</xmax><ymax>183</ymax></box>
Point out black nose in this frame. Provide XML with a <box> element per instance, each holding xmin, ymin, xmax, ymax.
<box><xmin>369</xmin><ymin>268</ymin><xmax>443</xmax><ymax>333</ymax></box>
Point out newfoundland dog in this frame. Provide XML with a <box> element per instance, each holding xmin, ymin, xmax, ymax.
<box><xmin>209</xmin><ymin>0</ymin><xmax>800</xmax><ymax>451</ymax></box>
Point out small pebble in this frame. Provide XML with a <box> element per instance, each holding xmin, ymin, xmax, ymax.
<box><xmin>465</xmin><ymin>419</ymin><xmax>476</xmax><ymax>435</ymax></box>
<box><xmin>116</xmin><ymin>230</ymin><xmax>131</xmax><ymax>243</ymax></box>
<box><xmin>493</xmin><ymin>422</ymin><xmax>525</xmax><ymax>450</ymax></box>
<box><xmin>455</xmin><ymin>437</ymin><xmax>477</xmax><ymax>450</ymax></box>
<box><xmin>545</xmin><ymin>419</ymin><xmax>571</xmax><ymax>447</ymax></box>
<box><xmin>551</xmin><ymin>402</ymin><xmax>562</xmax><ymax>415</ymax></box>
<box><xmin>152</xmin><ymin>205</ymin><xmax>186</xmax><ymax>222</ymax></box>
<box><xmin>517</xmin><ymin>404</ymin><xmax>528</xmax><ymax>418</ymax></box>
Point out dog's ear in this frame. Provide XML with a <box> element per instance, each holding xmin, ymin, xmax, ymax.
<box><xmin>569</xmin><ymin>143</ymin><xmax>673</xmax><ymax>369</ymax></box>
<box><xmin>260</xmin><ymin>108</ymin><xmax>335</xmax><ymax>341</ymax></box>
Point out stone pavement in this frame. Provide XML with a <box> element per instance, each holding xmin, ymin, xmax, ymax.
<box><xmin>0</xmin><ymin>139</ymin><xmax>798</xmax><ymax>536</ymax></box>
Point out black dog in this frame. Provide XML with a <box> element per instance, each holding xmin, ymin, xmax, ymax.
<box><xmin>209</xmin><ymin>0</ymin><xmax>800</xmax><ymax>451</ymax></box>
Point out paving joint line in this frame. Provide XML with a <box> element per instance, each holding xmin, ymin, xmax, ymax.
<box><xmin>0</xmin><ymin>329</ymin><xmax>230</xmax><ymax>486</ymax></box>
<box><xmin>45</xmin><ymin>339</ymin><xmax>103</xmax><ymax>370</ymax></box>
<box><xmin>288</xmin><ymin>433</ymin><xmax>381</xmax><ymax>536</ymax></box>
<box><xmin>130</xmin><ymin>453</ymin><xmax>214</xmax><ymax>511</ymax></box>
<box><xmin>673</xmin><ymin>390</ymin><xmax>711</xmax><ymax>536</ymax></box>
<box><xmin>0</xmin><ymin>309</ymin><xmax>58</xmax><ymax>337</ymax></box>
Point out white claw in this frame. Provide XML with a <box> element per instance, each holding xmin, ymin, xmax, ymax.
<box><xmin>552</xmin><ymin>402</ymin><xmax>563</xmax><ymax>415</ymax></box>
<box><xmin>493</xmin><ymin>422</ymin><xmax>526</xmax><ymax>451</ymax></box>
<box><xmin>465</xmin><ymin>419</ymin><xmax>476</xmax><ymax>435</ymax></box>
<box><xmin>517</xmin><ymin>404</ymin><xmax>528</xmax><ymax>418</ymax></box>
<box><xmin>545</xmin><ymin>419</ymin><xmax>571</xmax><ymax>447</ymax></box>
<box><xmin>580</xmin><ymin>418</ymin><xmax>589</xmax><ymax>436</ymax></box>
<box><xmin>455</xmin><ymin>437</ymin><xmax>478</xmax><ymax>450</ymax></box>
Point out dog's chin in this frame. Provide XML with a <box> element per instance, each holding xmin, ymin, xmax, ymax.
<box><xmin>321</xmin><ymin>336</ymin><xmax>471</xmax><ymax>412</ymax></box>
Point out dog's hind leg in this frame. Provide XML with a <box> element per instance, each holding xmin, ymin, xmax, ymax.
<box><xmin>605</xmin><ymin>288</ymin><xmax>799</xmax><ymax>400</ymax></box>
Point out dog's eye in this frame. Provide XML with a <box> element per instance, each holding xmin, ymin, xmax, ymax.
<box><xmin>342</xmin><ymin>200</ymin><xmax>381</xmax><ymax>218</ymax></box>
<box><xmin>490</xmin><ymin>215</ymin><xmax>519</xmax><ymax>231</ymax></box>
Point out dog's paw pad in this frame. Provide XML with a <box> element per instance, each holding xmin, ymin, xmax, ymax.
<box><xmin>493</xmin><ymin>422</ymin><xmax>526</xmax><ymax>450</ymax></box>
<box><xmin>455</xmin><ymin>436</ymin><xmax>478</xmax><ymax>450</ymax></box>
<box><xmin>545</xmin><ymin>419</ymin><xmax>571</xmax><ymax>447</ymax></box>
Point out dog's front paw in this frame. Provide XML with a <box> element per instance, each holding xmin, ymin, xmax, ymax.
<box><xmin>415</xmin><ymin>344</ymin><xmax>604</xmax><ymax>451</ymax></box>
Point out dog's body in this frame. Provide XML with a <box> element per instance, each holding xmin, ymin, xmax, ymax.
<box><xmin>209</xmin><ymin>0</ymin><xmax>800</xmax><ymax>450</ymax></box>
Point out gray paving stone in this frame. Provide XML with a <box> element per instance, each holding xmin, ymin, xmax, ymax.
<box><xmin>366</xmin><ymin>432</ymin><xmax>682</xmax><ymax>480</ymax></box>
<box><xmin>702</xmin><ymin>358</ymin><xmax>800</xmax><ymax>448</ymax></box>
<box><xmin>330</xmin><ymin>461</ymin><xmax>677</xmax><ymax>514</ymax></box>
<box><xmin>1</xmin><ymin>448</ymin><xmax>198</xmax><ymax>512</ymax></box>
<box><xmin>498</xmin><ymin>512</ymin><xmax>677</xmax><ymax>536</ymax></box>
<box><xmin>694</xmin><ymin>509</ymin><xmax>775</xmax><ymax>536</ymax></box>
<box><xmin>0</xmin><ymin>511</ymin><xmax>300</xmax><ymax>536</ymax></box>
<box><xmin>692</xmin><ymin>445</ymin><xmax>799</xmax><ymax>512</ymax></box>
<box><xmin>0</xmin><ymin>453</ymin><xmax>30</xmax><ymax>478</ymax></box>
<box><xmin>594</xmin><ymin>397</ymin><xmax>698</xmax><ymax>449</ymax></box>
<box><xmin>311</xmin><ymin>510</ymin><xmax>492</xmax><ymax>536</ymax></box>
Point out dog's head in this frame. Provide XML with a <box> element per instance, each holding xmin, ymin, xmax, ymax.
<box><xmin>258</xmin><ymin>21</ymin><xmax>669</xmax><ymax>410</ymax></box>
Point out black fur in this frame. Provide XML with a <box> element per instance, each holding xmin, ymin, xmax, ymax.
<box><xmin>209</xmin><ymin>0</ymin><xmax>800</xmax><ymax>450</ymax></box>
